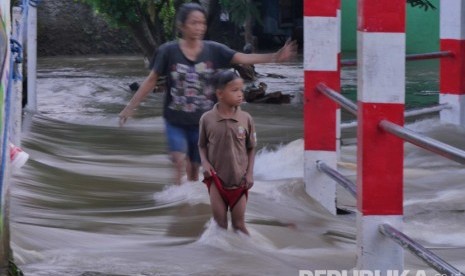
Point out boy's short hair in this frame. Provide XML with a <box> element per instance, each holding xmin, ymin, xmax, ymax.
<box><xmin>213</xmin><ymin>70</ymin><xmax>240</xmax><ymax>90</ymax></box>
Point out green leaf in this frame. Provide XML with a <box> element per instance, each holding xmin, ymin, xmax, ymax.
<box><xmin>406</xmin><ymin>0</ymin><xmax>437</xmax><ymax>11</ymax></box>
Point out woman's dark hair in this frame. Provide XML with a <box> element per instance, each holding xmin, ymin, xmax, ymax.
<box><xmin>176</xmin><ymin>2</ymin><xmax>207</xmax><ymax>26</ymax></box>
<box><xmin>213</xmin><ymin>70</ymin><xmax>241</xmax><ymax>90</ymax></box>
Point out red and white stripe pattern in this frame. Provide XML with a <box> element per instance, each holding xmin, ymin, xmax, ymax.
<box><xmin>356</xmin><ymin>0</ymin><xmax>405</xmax><ymax>271</ymax></box>
<box><xmin>440</xmin><ymin>0</ymin><xmax>465</xmax><ymax>125</ymax></box>
<box><xmin>303</xmin><ymin>0</ymin><xmax>340</xmax><ymax>215</ymax></box>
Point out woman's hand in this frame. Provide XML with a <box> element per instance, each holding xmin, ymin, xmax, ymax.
<box><xmin>274</xmin><ymin>39</ymin><xmax>298</xmax><ymax>63</ymax></box>
<box><xmin>118</xmin><ymin>107</ymin><xmax>134</xmax><ymax>127</ymax></box>
<box><xmin>119</xmin><ymin>71</ymin><xmax>159</xmax><ymax>127</ymax></box>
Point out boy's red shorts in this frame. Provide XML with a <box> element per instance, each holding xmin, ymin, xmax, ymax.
<box><xmin>203</xmin><ymin>173</ymin><xmax>248</xmax><ymax>211</ymax></box>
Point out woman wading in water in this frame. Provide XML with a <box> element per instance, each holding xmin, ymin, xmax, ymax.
<box><xmin>119</xmin><ymin>3</ymin><xmax>297</xmax><ymax>185</ymax></box>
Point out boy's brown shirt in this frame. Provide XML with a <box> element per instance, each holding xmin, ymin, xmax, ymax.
<box><xmin>199</xmin><ymin>104</ymin><xmax>257</xmax><ymax>187</ymax></box>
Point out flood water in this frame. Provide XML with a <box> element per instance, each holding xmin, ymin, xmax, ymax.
<box><xmin>9</xmin><ymin>55</ymin><xmax>465</xmax><ymax>276</ymax></box>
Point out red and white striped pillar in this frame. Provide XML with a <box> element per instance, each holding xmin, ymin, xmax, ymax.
<box><xmin>356</xmin><ymin>0</ymin><xmax>405</xmax><ymax>272</ymax></box>
<box><xmin>439</xmin><ymin>0</ymin><xmax>465</xmax><ymax>126</ymax></box>
<box><xmin>303</xmin><ymin>0</ymin><xmax>340</xmax><ymax>215</ymax></box>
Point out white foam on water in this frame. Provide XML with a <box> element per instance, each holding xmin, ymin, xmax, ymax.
<box><xmin>252</xmin><ymin>130</ymin><xmax>465</xmax><ymax>250</ymax></box>
<box><xmin>153</xmin><ymin>180</ymin><xmax>210</xmax><ymax>207</ymax></box>
<box><xmin>254</xmin><ymin>139</ymin><xmax>304</xmax><ymax>180</ymax></box>
<box><xmin>196</xmin><ymin>219</ymin><xmax>273</xmax><ymax>248</ymax></box>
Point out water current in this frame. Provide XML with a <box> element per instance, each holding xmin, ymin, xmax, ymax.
<box><xmin>9</xmin><ymin>55</ymin><xmax>465</xmax><ymax>276</ymax></box>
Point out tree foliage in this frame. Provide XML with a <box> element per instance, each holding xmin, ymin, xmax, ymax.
<box><xmin>406</xmin><ymin>0</ymin><xmax>436</xmax><ymax>11</ymax></box>
<box><xmin>218</xmin><ymin>0</ymin><xmax>261</xmax><ymax>28</ymax></box>
<box><xmin>218</xmin><ymin>0</ymin><xmax>262</xmax><ymax>49</ymax></box>
<box><xmin>78</xmin><ymin>0</ymin><xmax>437</xmax><ymax>58</ymax></box>
<box><xmin>78</xmin><ymin>0</ymin><xmax>187</xmax><ymax>58</ymax></box>
<box><xmin>157</xmin><ymin>0</ymin><xmax>176</xmax><ymax>38</ymax></box>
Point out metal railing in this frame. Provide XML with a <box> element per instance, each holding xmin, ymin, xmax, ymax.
<box><xmin>316</xmin><ymin>160</ymin><xmax>357</xmax><ymax>198</ymax></box>
<box><xmin>318</xmin><ymin>83</ymin><xmax>450</xmax><ymax>120</ymax></box>
<box><xmin>315</xmin><ymin>81</ymin><xmax>465</xmax><ymax>275</ymax></box>
<box><xmin>379</xmin><ymin>224</ymin><xmax>464</xmax><ymax>276</ymax></box>
<box><xmin>316</xmin><ymin>83</ymin><xmax>358</xmax><ymax>116</ymax></box>
<box><xmin>341</xmin><ymin>51</ymin><xmax>454</xmax><ymax>67</ymax></box>
<box><xmin>379</xmin><ymin>120</ymin><xmax>465</xmax><ymax>165</ymax></box>
<box><xmin>341</xmin><ymin>104</ymin><xmax>451</xmax><ymax>129</ymax></box>
<box><xmin>316</xmin><ymin>83</ymin><xmax>465</xmax><ymax>165</ymax></box>
<box><xmin>404</xmin><ymin>104</ymin><xmax>450</xmax><ymax>118</ymax></box>
<box><xmin>405</xmin><ymin>51</ymin><xmax>454</xmax><ymax>61</ymax></box>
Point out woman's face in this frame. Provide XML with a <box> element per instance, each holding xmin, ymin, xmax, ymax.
<box><xmin>180</xmin><ymin>10</ymin><xmax>207</xmax><ymax>40</ymax></box>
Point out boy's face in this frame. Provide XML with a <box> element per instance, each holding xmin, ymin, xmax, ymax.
<box><xmin>217</xmin><ymin>78</ymin><xmax>244</xmax><ymax>107</ymax></box>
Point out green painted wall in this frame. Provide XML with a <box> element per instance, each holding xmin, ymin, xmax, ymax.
<box><xmin>341</xmin><ymin>0</ymin><xmax>357</xmax><ymax>53</ymax></box>
<box><xmin>341</xmin><ymin>0</ymin><xmax>440</xmax><ymax>54</ymax></box>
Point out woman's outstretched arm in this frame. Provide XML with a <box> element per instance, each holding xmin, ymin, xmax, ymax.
<box><xmin>231</xmin><ymin>39</ymin><xmax>298</xmax><ymax>65</ymax></box>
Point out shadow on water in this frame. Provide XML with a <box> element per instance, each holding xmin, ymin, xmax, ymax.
<box><xmin>8</xmin><ymin>55</ymin><xmax>465</xmax><ymax>275</ymax></box>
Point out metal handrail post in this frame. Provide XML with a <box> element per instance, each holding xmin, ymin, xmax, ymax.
<box><xmin>316</xmin><ymin>83</ymin><xmax>358</xmax><ymax>116</ymax></box>
<box><xmin>404</xmin><ymin>104</ymin><xmax>451</xmax><ymax>118</ymax></box>
<box><xmin>405</xmin><ymin>51</ymin><xmax>454</xmax><ymax>61</ymax></box>
<box><xmin>341</xmin><ymin>51</ymin><xmax>454</xmax><ymax>67</ymax></box>
<box><xmin>379</xmin><ymin>120</ymin><xmax>465</xmax><ymax>165</ymax></box>
<box><xmin>379</xmin><ymin>224</ymin><xmax>464</xmax><ymax>276</ymax></box>
<box><xmin>316</xmin><ymin>161</ymin><xmax>357</xmax><ymax>198</ymax></box>
<box><xmin>318</xmin><ymin>83</ymin><xmax>450</xmax><ymax>124</ymax></box>
<box><xmin>341</xmin><ymin>104</ymin><xmax>451</xmax><ymax>129</ymax></box>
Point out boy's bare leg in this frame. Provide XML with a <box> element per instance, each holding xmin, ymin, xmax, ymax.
<box><xmin>231</xmin><ymin>195</ymin><xmax>249</xmax><ymax>235</ymax></box>
<box><xmin>186</xmin><ymin>159</ymin><xmax>199</xmax><ymax>181</ymax></box>
<box><xmin>171</xmin><ymin>152</ymin><xmax>186</xmax><ymax>185</ymax></box>
<box><xmin>208</xmin><ymin>184</ymin><xmax>228</xmax><ymax>229</ymax></box>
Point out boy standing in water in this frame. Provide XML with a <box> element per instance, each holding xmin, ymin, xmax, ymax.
<box><xmin>119</xmin><ymin>3</ymin><xmax>296</xmax><ymax>185</ymax></box>
<box><xmin>199</xmin><ymin>70</ymin><xmax>256</xmax><ymax>235</ymax></box>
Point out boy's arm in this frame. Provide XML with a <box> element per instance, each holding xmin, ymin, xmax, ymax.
<box><xmin>244</xmin><ymin>115</ymin><xmax>257</xmax><ymax>188</ymax></box>
<box><xmin>199</xmin><ymin>146</ymin><xmax>214</xmax><ymax>177</ymax></box>
<box><xmin>198</xmin><ymin>118</ymin><xmax>214</xmax><ymax>177</ymax></box>
<box><xmin>245</xmin><ymin>147</ymin><xmax>255</xmax><ymax>189</ymax></box>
